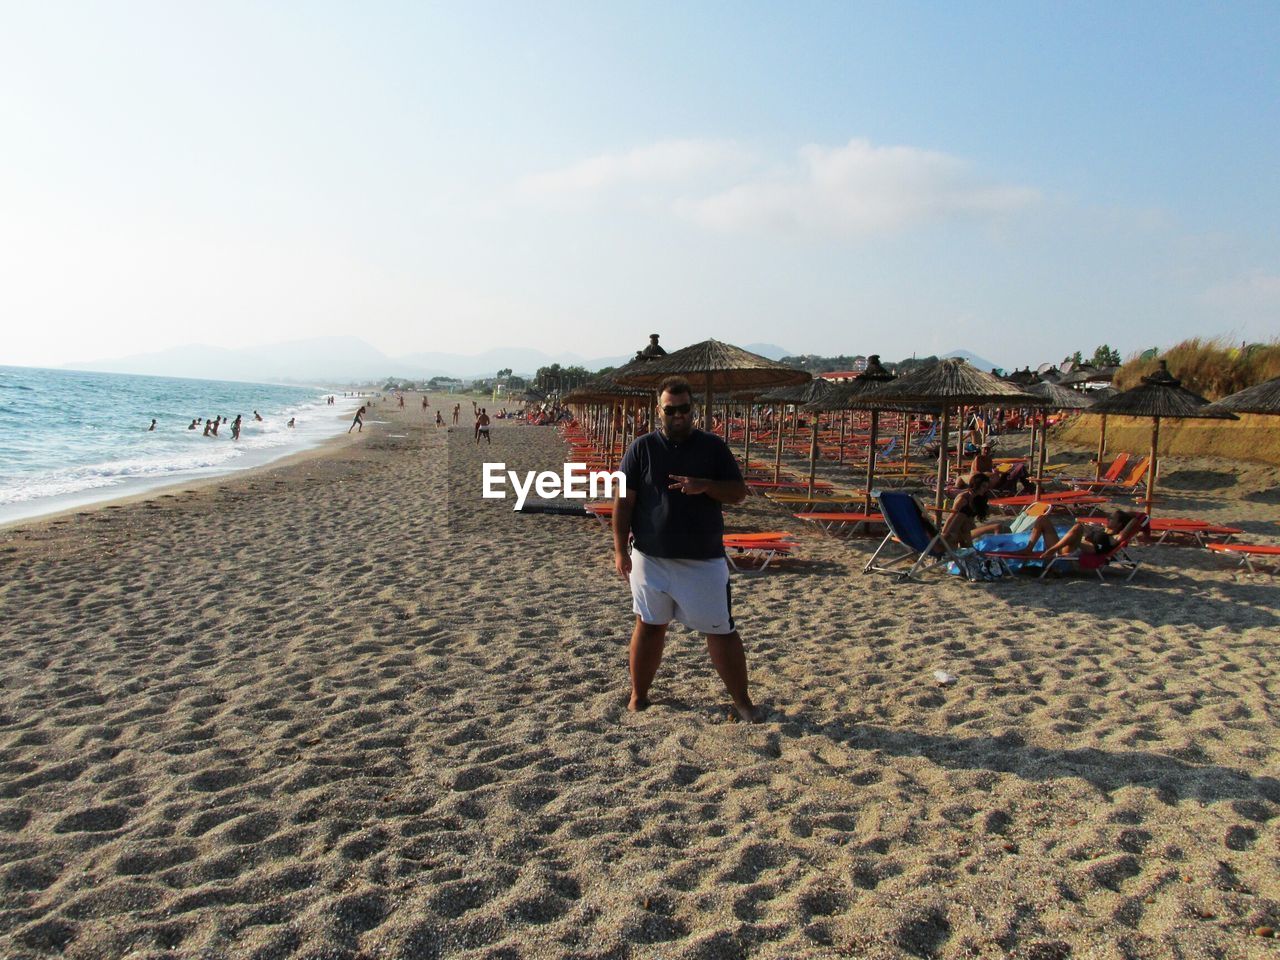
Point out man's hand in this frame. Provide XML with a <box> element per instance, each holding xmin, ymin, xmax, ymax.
<box><xmin>668</xmin><ymin>475</ymin><xmax>711</xmax><ymax>496</ymax></box>
<box><xmin>615</xmin><ymin>550</ymin><xmax>632</xmax><ymax>581</ymax></box>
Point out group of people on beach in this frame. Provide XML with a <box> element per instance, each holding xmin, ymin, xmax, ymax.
<box><xmin>164</xmin><ymin>409</ymin><xmax>296</xmax><ymax>437</ymax></box>
<box><xmin>942</xmin><ymin>463</ymin><xmax>1140</xmax><ymax>561</ymax></box>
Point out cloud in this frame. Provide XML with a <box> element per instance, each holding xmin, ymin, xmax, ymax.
<box><xmin>1202</xmin><ymin>270</ymin><xmax>1280</xmax><ymax>313</ymax></box>
<box><xmin>516</xmin><ymin>139</ymin><xmax>752</xmax><ymax>198</ymax></box>
<box><xmin>512</xmin><ymin>137</ymin><xmax>1039</xmax><ymax>237</ymax></box>
<box><xmin>686</xmin><ymin>139</ymin><xmax>1039</xmax><ymax>236</ymax></box>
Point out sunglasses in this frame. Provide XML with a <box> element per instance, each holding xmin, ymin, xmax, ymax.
<box><xmin>661</xmin><ymin>402</ymin><xmax>692</xmax><ymax>416</ymax></box>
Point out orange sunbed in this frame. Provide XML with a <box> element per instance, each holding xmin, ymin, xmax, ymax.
<box><xmin>1206</xmin><ymin>543</ymin><xmax>1280</xmax><ymax>574</ymax></box>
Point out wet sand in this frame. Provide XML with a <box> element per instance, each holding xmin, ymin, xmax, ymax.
<box><xmin>0</xmin><ymin>398</ymin><xmax>1277</xmax><ymax>959</ymax></box>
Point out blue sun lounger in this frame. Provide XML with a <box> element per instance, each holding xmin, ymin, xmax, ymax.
<box><xmin>864</xmin><ymin>491</ymin><xmax>959</xmax><ymax>579</ymax></box>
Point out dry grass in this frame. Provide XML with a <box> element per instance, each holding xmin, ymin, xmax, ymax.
<box><xmin>1115</xmin><ymin>336</ymin><xmax>1280</xmax><ymax>399</ymax></box>
<box><xmin>1056</xmin><ymin>412</ymin><xmax>1280</xmax><ymax>465</ymax></box>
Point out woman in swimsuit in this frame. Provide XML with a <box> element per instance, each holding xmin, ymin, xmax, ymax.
<box><xmin>942</xmin><ymin>473</ymin><xmax>999</xmax><ymax>548</ymax></box>
<box><xmin>1039</xmin><ymin>509</ymin><xmax>1138</xmax><ymax>560</ymax></box>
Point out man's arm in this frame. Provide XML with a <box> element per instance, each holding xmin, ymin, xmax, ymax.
<box><xmin>666</xmin><ymin>476</ymin><xmax>748</xmax><ymax>505</ymax></box>
<box><xmin>613</xmin><ymin>488</ymin><xmax>637</xmax><ymax>579</ymax></box>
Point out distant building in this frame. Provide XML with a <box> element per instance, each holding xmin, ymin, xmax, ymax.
<box><xmin>818</xmin><ymin>356</ymin><xmax>868</xmax><ymax>381</ymax></box>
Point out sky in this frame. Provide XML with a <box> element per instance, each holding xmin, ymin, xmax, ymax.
<box><xmin>1</xmin><ymin>1</ymin><xmax>1277</xmax><ymax>372</ymax></box>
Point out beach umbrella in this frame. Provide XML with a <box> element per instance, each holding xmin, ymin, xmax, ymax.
<box><xmin>805</xmin><ymin>355</ymin><xmax>899</xmax><ymax>509</ymax></box>
<box><xmin>1088</xmin><ymin>360</ymin><xmax>1237</xmax><ymax>514</ymax></box>
<box><xmin>1004</xmin><ymin>366</ymin><xmax>1039</xmax><ymax>386</ymax></box>
<box><xmin>759</xmin><ymin>379</ymin><xmax>833</xmax><ymax>492</ymax></box>
<box><xmin>1205</xmin><ymin>375</ymin><xmax>1280</xmax><ymax>416</ymax></box>
<box><xmin>567</xmin><ymin>362</ymin><xmax>654</xmax><ymax>469</ymax></box>
<box><xmin>858</xmin><ymin>359</ymin><xmax>1043</xmax><ymax>513</ymax></box>
<box><xmin>1025</xmin><ymin>381</ymin><xmax>1094</xmax><ymax>493</ymax></box>
<box><xmin>614</xmin><ymin>339</ymin><xmax>810</xmax><ymax>443</ymax></box>
<box><xmin>1057</xmin><ymin>365</ymin><xmax>1099</xmax><ymax>388</ymax></box>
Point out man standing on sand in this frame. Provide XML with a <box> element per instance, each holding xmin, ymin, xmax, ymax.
<box><xmin>612</xmin><ymin>377</ymin><xmax>761</xmax><ymax>723</ymax></box>
<box><xmin>453</xmin><ymin>403</ymin><xmax>461</xmax><ymax>425</ymax></box>
<box><xmin>476</xmin><ymin>408</ymin><xmax>491</xmax><ymax>444</ymax></box>
<box><xmin>349</xmin><ymin>405</ymin><xmax>366</xmax><ymax>433</ymax></box>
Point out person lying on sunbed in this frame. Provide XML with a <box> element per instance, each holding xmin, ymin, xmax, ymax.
<box><xmin>1039</xmin><ymin>509</ymin><xmax>1140</xmax><ymax>560</ymax></box>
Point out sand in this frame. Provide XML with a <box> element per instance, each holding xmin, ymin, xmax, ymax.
<box><xmin>1</xmin><ymin>397</ymin><xmax>1277</xmax><ymax>959</ymax></box>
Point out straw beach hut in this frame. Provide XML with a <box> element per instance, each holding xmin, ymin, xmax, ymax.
<box><xmin>1088</xmin><ymin>361</ymin><xmax>1237</xmax><ymax>514</ymax></box>
<box><xmin>859</xmin><ymin>359</ymin><xmax>1042</xmax><ymax>511</ymax></box>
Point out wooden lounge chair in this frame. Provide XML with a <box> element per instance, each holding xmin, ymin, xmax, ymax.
<box><xmin>1206</xmin><ymin>542</ymin><xmax>1280</xmax><ymax>575</ymax></box>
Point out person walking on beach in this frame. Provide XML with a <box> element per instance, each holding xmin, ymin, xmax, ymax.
<box><xmin>349</xmin><ymin>405</ymin><xmax>366</xmax><ymax>433</ymax></box>
<box><xmin>612</xmin><ymin>377</ymin><xmax>761</xmax><ymax>723</ymax></box>
<box><xmin>422</xmin><ymin>396</ymin><xmax>429</xmax><ymax>412</ymax></box>
<box><xmin>453</xmin><ymin>403</ymin><xmax>461</xmax><ymax>425</ymax></box>
<box><xmin>476</xmin><ymin>408</ymin><xmax>491</xmax><ymax>444</ymax></box>
<box><xmin>435</xmin><ymin>411</ymin><xmax>444</xmax><ymax>427</ymax></box>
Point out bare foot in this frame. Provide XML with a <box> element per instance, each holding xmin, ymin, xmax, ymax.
<box><xmin>730</xmin><ymin>702</ymin><xmax>763</xmax><ymax>724</ymax></box>
<box><xmin>628</xmin><ymin>695</ymin><xmax>651</xmax><ymax>712</ymax></box>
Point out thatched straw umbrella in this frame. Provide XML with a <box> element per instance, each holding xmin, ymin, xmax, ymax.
<box><xmin>568</xmin><ymin>359</ymin><xmax>656</xmax><ymax>468</ymax></box>
<box><xmin>1088</xmin><ymin>360</ymin><xmax>1237</xmax><ymax>514</ymax></box>
<box><xmin>1025</xmin><ymin>381</ymin><xmax>1094</xmax><ymax>494</ymax></box>
<box><xmin>1004</xmin><ymin>366</ymin><xmax>1039</xmax><ymax>386</ymax></box>
<box><xmin>804</xmin><ymin>355</ymin><xmax>899</xmax><ymax>509</ymax></box>
<box><xmin>1205</xmin><ymin>375</ymin><xmax>1280</xmax><ymax>416</ymax></box>
<box><xmin>614</xmin><ymin>339</ymin><xmax>810</xmax><ymax>442</ymax></box>
<box><xmin>858</xmin><ymin>359</ymin><xmax>1042</xmax><ymax>513</ymax></box>
<box><xmin>758</xmin><ymin>379</ymin><xmax>834</xmax><ymax>494</ymax></box>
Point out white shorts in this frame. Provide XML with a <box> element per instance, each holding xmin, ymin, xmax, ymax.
<box><xmin>630</xmin><ymin>550</ymin><xmax>735</xmax><ymax>635</ymax></box>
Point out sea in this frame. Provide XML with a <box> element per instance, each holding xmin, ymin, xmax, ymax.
<box><xmin>0</xmin><ymin>366</ymin><xmax>363</xmax><ymax>524</ymax></box>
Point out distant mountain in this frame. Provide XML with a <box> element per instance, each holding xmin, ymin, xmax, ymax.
<box><xmin>64</xmin><ymin>337</ymin><xmax>650</xmax><ymax>384</ymax></box>
<box><xmin>743</xmin><ymin>343</ymin><xmax>791</xmax><ymax>361</ymax></box>
<box><xmin>64</xmin><ymin>336</ymin><xmax>436</xmax><ymax>384</ymax></box>
<box><xmin>943</xmin><ymin>349</ymin><xmax>1002</xmax><ymax>373</ymax></box>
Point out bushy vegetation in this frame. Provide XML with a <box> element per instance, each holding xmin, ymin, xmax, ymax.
<box><xmin>780</xmin><ymin>354</ymin><xmax>942</xmax><ymax>375</ymax></box>
<box><xmin>1114</xmin><ymin>337</ymin><xmax>1280</xmax><ymax>399</ymax></box>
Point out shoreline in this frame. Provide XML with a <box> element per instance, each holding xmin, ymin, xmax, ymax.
<box><xmin>0</xmin><ymin>403</ymin><xmax>372</xmax><ymax>531</ymax></box>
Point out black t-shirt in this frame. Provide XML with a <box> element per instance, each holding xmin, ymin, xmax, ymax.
<box><xmin>620</xmin><ymin>428</ymin><xmax>743</xmax><ymax>559</ymax></box>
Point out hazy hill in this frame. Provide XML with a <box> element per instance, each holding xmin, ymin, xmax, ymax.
<box><xmin>63</xmin><ymin>337</ymin><xmax>797</xmax><ymax>383</ymax></box>
<box><xmin>942</xmin><ymin>349</ymin><xmax>1002</xmax><ymax>373</ymax></box>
